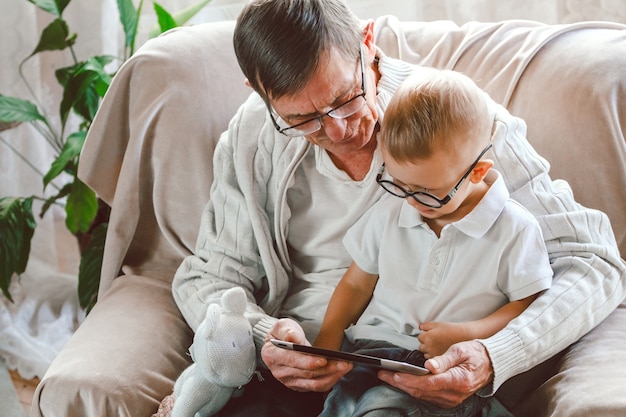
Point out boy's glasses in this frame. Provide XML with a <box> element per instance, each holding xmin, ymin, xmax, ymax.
<box><xmin>376</xmin><ymin>143</ymin><xmax>493</xmax><ymax>208</ymax></box>
<box><xmin>267</xmin><ymin>48</ymin><xmax>367</xmax><ymax>137</ymax></box>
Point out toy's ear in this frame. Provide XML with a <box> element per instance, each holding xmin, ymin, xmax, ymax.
<box><xmin>190</xmin><ymin>303</ymin><xmax>221</xmax><ymax>361</ymax></box>
<box><xmin>221</xmin><ymin>287</ymin><xmax>247</xmax><ymax>315</ymax></box>
<box><xmin>203</xmin><ymin>303</ymin><xmax>222</xmax><ymax>336</ymax></box>
<box><xmin>193</xmin><ymin>304</ymin><xmax>222</xmax><ymax>343</ymax></box>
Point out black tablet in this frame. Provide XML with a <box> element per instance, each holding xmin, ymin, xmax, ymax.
<box><xmin>270</xmin><ymin>339</ymin><xmax>430</xmax><ymax>376</ymax></box>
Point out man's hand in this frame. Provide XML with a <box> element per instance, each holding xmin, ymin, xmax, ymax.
<box><xmin>378</xmin><ymin>340</ymin><xmax>494</xmax><ymax>408</ymax></box>
<box><xmin>261</xmin><ymin>318</ymin><xmax>352</xmax><ymax>392</ymax></box>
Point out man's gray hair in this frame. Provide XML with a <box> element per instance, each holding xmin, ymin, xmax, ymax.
<box><xmin>234</xmin><ymin>0</ymin><xmax>362</xmax><ymax>100</ymax></box>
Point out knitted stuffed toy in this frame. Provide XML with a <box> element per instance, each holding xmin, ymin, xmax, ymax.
<box><xmin>172</xmin><ymin>286</ymin><xmax>256</xmax><ymax>417</ymax></box>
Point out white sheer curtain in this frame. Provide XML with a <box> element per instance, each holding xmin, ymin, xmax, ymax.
<box><xmin>348</xmin><ymin>0</ymin><xmax>626</xmax><ymax>24</ymax></box>
<box><xmin>0</xmin><ymin>1</ymin><xmax>106</xmax><ymax>380</ymax></box>
<box><xmin>1</xmin><ymin>0</ymin><xmax>625</xmax><ymax>380</ymax></box>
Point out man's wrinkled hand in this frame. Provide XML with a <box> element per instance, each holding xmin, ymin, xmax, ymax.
<box><xmin>262</xmin><ymin>318</ymin><xmax>352</xmax><ymax>392</ymax></box>
<box><xmin>378</xmin><ymin>340</ymin><xmax>494</xmax><ymax>408</ymax></box>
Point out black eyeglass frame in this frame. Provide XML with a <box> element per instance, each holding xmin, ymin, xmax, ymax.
<box><xmin>267</xmin><ymin>47</ymin><xmax>367</xmax><ymax>137</ymax></box>
<box><xmin>376</xmin><ymin>143</ymin><xmax>494</xmax><ymax>208</ymax></box>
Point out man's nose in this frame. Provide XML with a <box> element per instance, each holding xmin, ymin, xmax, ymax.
<box><xmin>320</xmin><ymin>117</ymin><xmax>348</xmax><ymax>142</ymax></box>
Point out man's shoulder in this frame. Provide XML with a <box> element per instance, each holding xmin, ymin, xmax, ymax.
<box><xmin>234</xmin><ymin>92</ymin><xmax>269</xmax><ymax>127</ymax></box>
<box><xmin>227</xmin><ymin>93</ymin><xmax>304</xmax><ymax>155</ymax></box>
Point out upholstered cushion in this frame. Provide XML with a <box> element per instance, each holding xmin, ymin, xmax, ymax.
<box><xmin>32</xmin><ymin>275</ymin><xmax>193</xmax><ymax>416</ymax></box>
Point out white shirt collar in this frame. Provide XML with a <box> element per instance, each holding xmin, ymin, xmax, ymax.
<box><xmin>398</xmin><ymin>170</ymin><xmax>509</xmax><ymax>239</ymax></box>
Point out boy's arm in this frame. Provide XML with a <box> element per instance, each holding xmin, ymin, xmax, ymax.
<box><xmin>418</xmin><ymin>293</ymin><xmax>541</xmax><ymax>358</ymax></box>
<box><xmin>314</xmin><ymin>262</ymin><xmax>378</xmax><ymax>351</ymax></box>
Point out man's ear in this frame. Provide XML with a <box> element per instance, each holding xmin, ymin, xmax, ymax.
<box><xmin>362</xmin><ymin>19</ymin><xmax>376</xmax><ymax>59</ymax></box>
<box><xmin>244</xmin><ymin>78</ymin><xmax>252</xmax><ymax>88</ymax></box>
<box><xmin>470</xmin><ymin>159</ymin><xmax>494</xmax><ymax>183</ymax></box>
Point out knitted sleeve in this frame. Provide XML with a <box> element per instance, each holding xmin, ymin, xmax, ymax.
<box><xmin>478</xmin><ymin>104</ymin><xmax>626</xmax><ymax>393</ymax></box>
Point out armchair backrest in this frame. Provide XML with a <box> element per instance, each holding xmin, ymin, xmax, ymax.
<box><xmin>79</xmin><ymin>21</ymin><xmax>249</xmax><ymax>295</ymax></box>
<box><xmin>79</xmin><ymin>18</ymin><xmax>626</xmax><ymax>296</ymax></box>
<box><xmin>374</xmin><ymin>17</ymin><xmax>626</xmax><ymax>257</ymax></box>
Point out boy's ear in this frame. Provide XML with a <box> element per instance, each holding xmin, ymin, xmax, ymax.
<box><xmin>469</xmin><ymin>159</ymin><xmax>494</xmax><ymax>183</ymax></box>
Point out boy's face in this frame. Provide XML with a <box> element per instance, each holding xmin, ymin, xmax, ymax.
<box><xmin>381</xmin><ymin>143</ymin><xmax>478</xmax><ymax>221</ymax></box>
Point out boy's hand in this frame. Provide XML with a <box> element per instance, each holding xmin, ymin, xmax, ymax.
<box><xmin>418</xmin><ymin>321</ymin><xmax>470</xmax><ymax>358</ymax></box>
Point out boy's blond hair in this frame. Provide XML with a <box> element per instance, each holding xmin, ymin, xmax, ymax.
<box><xmin>381</xmin><ymin>68</ymin><xmax>491</xmax><ymax>163</ymax></box>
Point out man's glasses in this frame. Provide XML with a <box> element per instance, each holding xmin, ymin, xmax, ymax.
<box><xmin>267</xmin><ymin>47</ymin><xmax>367</xmax><ymax>137</ymax></box>
<box><xmin>376</xmin><ymin>143</ymin><xmax>493</xmax><ymax>208</ymax></box>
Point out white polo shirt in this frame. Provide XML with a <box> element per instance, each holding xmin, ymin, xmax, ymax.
<box><xmin>343</xmin><ymin>170</ymin><xmax>553</xmax><ymax>350</ymax></box>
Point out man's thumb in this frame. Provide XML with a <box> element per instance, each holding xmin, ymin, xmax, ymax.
<box><xmin>425</xmin><ymin>343</ymin><xmax>462</xmax><ymax>374</ymax></box>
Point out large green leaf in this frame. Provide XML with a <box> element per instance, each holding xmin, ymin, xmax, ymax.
<box><xmin>117</xmin><ymin>0</ymin><xmax>143</xmax><ymax>52</ymax></box>
<box><xmin>0</xmin><ymin>95</ymin><xmax>46</xmax><ymax>124</ymax></box>
<box><xmin>39</xmin><ymin>183</ymin><xmax>72</xmax><ymax>219</ymax></box>
<box><xmin>56</xmin><ymin>55</ymin><xmax>114</xmax><ymax>89</ymax></box>
<box><xmin>78</xmin><ymin>222</ymin><xmax>107</xmax><ymax>312</ymax></box>
<box><xmin>85</xmin><ymin>55</ymin><xmax>115</xmax><ymax>97</ymax></box>
<box><xmin>72</xmin><ymin>85</ymin><xmax>100</xmax><ymax>125</ymax></box>
<box><xmin>153</xmin><ymin>2</ymin><xmax>177</xmax><ymax>34</ymax></box>
<box><xmin>65</xmin><ymin>178</ymin><xmax>98</xmax><ymax>234</ymax></box>
<box><xmin>59</xmin><ymin>71</ymin><xmax>98</xmax><ymax>126</ymax></box>
<box><xmin>30</xmin><ymin>18</ymin><xmax>74</xmax><ymax>56</ymax></box>
<box><xmin>27</xmin><ymin>0</ymin><xmax>71</xmax><ymax>17</ymax></box>
<box><xmin>43</xmin><ymin>131</ymin><xmax>86</xmax><ymax>188</ymax></box>
<box><xmin>149</xmin><ymin>0</ymin><xmax>213</xmax><ymax>38</ymax></box>
<box><xmin>58</xmin><ymin>71</ymin><xmax>98</xmax><ymax>128</ymax></box>
<box><xmin>56</xmin><ymin>57</ymin><xmax>114</xmax><ymax>127</ymax></box>
<box><xmin>0</xmin><ymin>197</ymin><xmax>36</xmax><ymax>302</ymax></box>
<box><xmin>56</xmin><ymin>57</ymin><xmax>114</xmax><ymax>125</ymax></box>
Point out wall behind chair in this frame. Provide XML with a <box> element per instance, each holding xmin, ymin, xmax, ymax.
<box><xmin>181</xmin><ymin>0</ymin><xmax>626</xmax><ymax>28</ymax></box>
<box><xmin>345</xmin><ymin>0</ymin><xmax>626</xmax><ymax>24</ymax></box>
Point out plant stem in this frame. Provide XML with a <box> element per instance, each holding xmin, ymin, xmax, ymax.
<box><xmin>17</xmin><ymin>61</ymin><xmax>62</xmax><ymax>149</ymax></box>
<box><xmin>69</xmin><ymin>44</ymin><xmax>78</xmax><ymax>64</ymax></box>
<box><xmin>0</xmin><ymin>134</ymin><xmax>61</xmax><ymax>192</ymax></box>
<box><xmin>33</xmin><ymin>122</ymin><xmax>62</xmax><ymax>153</ymax></box>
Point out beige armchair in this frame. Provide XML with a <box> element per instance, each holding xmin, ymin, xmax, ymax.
<box><xmin>31</xmin><ymin>17</ymin><xmax>626</xmax><ymax>417</ymax></box>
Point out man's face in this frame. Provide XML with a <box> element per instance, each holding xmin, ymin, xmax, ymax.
<box><xmin>269</xmin><ymin>48</ymin><xmax>378</xmax><ymax>157</ymax></box>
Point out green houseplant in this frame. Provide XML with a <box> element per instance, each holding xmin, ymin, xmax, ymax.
<box><xmin>0</xmin><ymin>0</ymin><xmax>212</xmax><ymax>312</ymax></box>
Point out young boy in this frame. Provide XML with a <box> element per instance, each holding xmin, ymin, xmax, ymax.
<box><xmin>314</xmin><ymin>68</ymin><xmax>553</xmax><ymax>417</ymax></box>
